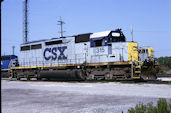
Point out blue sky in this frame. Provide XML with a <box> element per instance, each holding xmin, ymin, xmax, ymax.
<box><xmin>1</xmin><ymin>0</ymin><xmax>171</xmax><ymax>58</ymax></box>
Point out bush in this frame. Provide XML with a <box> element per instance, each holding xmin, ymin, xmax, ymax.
<box><xmin>157</xmin><ymin>99</ymin><xmax>169</xmax><ymax>113</ymax></box>
<box><xmin>127</xmin><ymin>98</ymin><xmax>170</xmax><ymax>113</ymax></box>
<box><xmin>159</xmin><ymin>66</ymin><xmax>170</xmax><ymax>74</ymax></box>
<box><xmin>156</xmin><ymin>57</ymin><xmax>171</xmax><ymax>66</ymax></box>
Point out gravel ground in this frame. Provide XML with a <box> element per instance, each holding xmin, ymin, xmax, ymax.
<box><xmin>2</xmin><ymin>80</ymin><xmax>171</xmax><ymax>113</ymax></box>
<box><xmin>157</xmin><ymin>77</ymin><xmax>171</xmax><ymax>81</ymax></box>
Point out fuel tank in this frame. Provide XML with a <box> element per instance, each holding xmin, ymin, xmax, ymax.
<box><xmin>39</xmin><ymin>69</ymin><xmax>86</xmax><ymax>80</ymax></box>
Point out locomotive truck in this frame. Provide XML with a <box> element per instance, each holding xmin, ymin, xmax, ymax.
<box><xmin>9</xmin><ymin>29</ymin><xmax>158</xmax><ymax>80</ymax></box>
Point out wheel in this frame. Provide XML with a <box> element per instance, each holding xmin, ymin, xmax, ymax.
<box><xmin>17</xmin><ymin>76</ymin><xmax>20</xmax><ymax>80</ymax></box>
<box><xmin>76</xmin><ymin>70</ymin><xmax>86</xmax><ymax>80</ymax></box>
<box><xmin>27</xmin><ymin>77</ymin><xmax>30</xmax><ymax>80</ymax></box>
<box><xmin>86</xmin><ymin>74</ymin><xmax>94</xmax><ymax>80</ymax></box>
<box><xmin>105</xmin><ymin>73</ymin><xmax>113</xmax><ymax>80</ymax></box>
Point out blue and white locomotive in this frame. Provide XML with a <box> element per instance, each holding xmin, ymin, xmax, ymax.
<box><xmin>1</xmin><ymin>55</ymin><xmax>18</xmax><ymax>78</ymax></box>
<box><xmin>11</xmin><ymin>29</ymin><xmax>158</xmax><ymax>80</ymax></box>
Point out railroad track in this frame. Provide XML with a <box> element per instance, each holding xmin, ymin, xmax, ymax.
<box><xmin>118</xmin><ymin>80</ymin><xmax>171</xmax><ymax>84</ymax></box>
<box><xmin>4</xmin><ymin>78</ymin><xmax>171</xmax><ymax>84</ymax></box>
<box><xmin>157</xmin><ymin>74</ymin><xmax>171</xmax><ymax>77</ymax></box>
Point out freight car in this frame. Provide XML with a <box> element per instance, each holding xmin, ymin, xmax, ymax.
<box><xmin>1</xmin><ymin>55</ymin><xmax>18</xmax><ymax>78</ymax></box>
<box><xmin>10</xmin><ymin>29</ymin><xmax>158</xmax><ymax>80</ymax></box>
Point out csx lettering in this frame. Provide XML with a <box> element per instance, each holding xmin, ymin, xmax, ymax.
<box><xmin>43</xmin><ymin>46</ymin><xmax>67</xmax><ymax>61</ymax></box>
<box><xmin>58</xmin><ymin>46</ymin><xmax>67</xmax><ymax>60</ymax></box>
<box><xmin>44</xmin><ymin>48</ymin><xmax>52</xmax><ymax>60</ymax></box>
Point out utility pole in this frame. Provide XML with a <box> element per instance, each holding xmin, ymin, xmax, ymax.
<box><xmin>58</xmin><ymin>17</ymin><xmax>65</xmax><ymax>38</ymax></box>
<box><xmin>12</xmin><ymin>46</ymin><xmax>15</xmax><ymax>55</ymax></box>
<box><xmin>24</xmin><ymin>0</ymin><xmax>28</xmax><ymax>43</ymax></box>
<box><xmin>1</xmin><ymin>1</ymin><xmax>4</xmax><ymax>57</ymax></box>
<box><xmin>130</xmin><ymin>25</ymin><xmax>133</xmax><ymax>42</ymax></box>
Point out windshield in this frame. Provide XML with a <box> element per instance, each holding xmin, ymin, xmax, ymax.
<box><xmin>109</xmin><ymin>30</ymin><xmax>126</xmax><ymax>42</ymax></box>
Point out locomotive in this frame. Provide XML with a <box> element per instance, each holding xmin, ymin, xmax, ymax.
<box><xmin>10</xmin><ymin>29</ymin><xmax>158</xmax><ymax>80</ymax></box>
<box><xmin>1</xmin><ymin>55</ymin><xmax>18</xmax><ymax>78</ymax></box>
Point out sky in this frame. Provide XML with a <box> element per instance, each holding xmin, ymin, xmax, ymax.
<box><xmin>1</xmin><ymin>0</ymin><xmax>171</xmax><ymax>58</ymax></box>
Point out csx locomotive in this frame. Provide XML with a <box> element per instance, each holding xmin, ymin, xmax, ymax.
<box><xmin>1</xmin><ymin>55</ymin><xmax>18</xmax><ymax>78</ymax></box>
<box><xmin>10</xmin><ymin>29</ymin><xmax>158</xmax><ymax>80</ymax></box>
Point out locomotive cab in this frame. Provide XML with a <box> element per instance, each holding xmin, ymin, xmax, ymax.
<box><xmin>90</xmin><ymin>29</ymin><xmax>126</xmax><ymax>48</ymax></box>
<box><xmin>138</xmin><ymin>47</ymin><xmax>154</xmax><ymax>62</ymax></box>
<box><xmin>108</xmin><ymin>29</ymin><xmax>126</xmax><ymax>43</ymax></box>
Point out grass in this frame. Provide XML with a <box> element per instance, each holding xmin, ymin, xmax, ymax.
<box><xmin>127</xmin><ymin>98</ymin><xmax>171</xmax><ymax>113</ymax></box>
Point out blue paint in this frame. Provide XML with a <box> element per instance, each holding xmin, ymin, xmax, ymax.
<box><xmin>108</xmin><ymin>45</ymin><xmax>112</xmax><ymax>54</ymax></box>
<box><xmin>1</xmin><ymin>55</ymin><xmax>18</xmax><ymax>70</ymax></box>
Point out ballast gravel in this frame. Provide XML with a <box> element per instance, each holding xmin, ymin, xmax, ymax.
<box><xmin>2</xmin><ymin>80</ymin><xmax>171</xmax><ymax>113</ymax></box>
